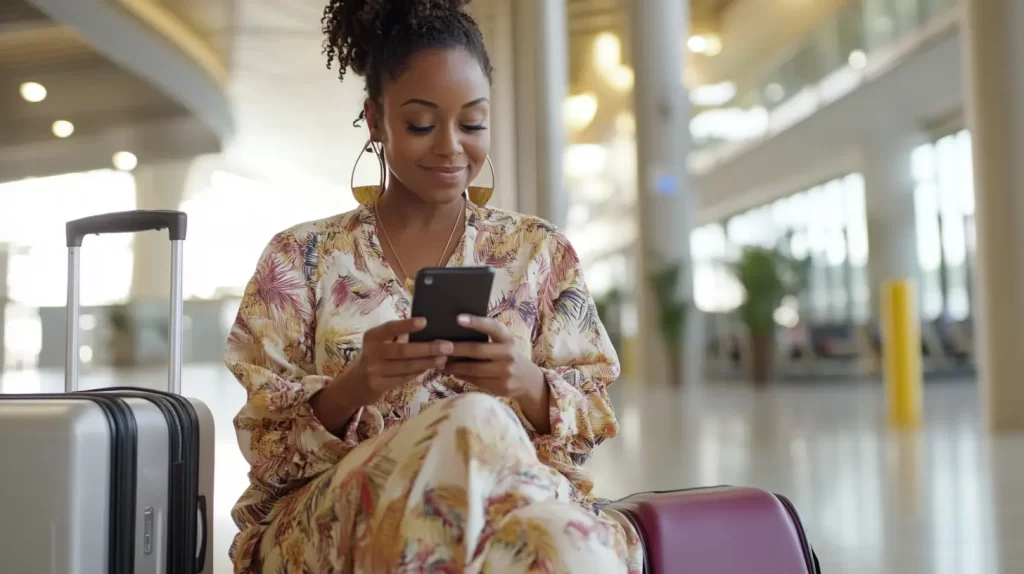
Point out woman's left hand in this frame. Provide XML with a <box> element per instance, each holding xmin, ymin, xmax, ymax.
<box><xmin>443</xmin><ymin>314</ymin><xmax>545</xmax><ymax>400</ymax></box>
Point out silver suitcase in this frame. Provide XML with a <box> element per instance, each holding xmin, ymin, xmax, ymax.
<box><xmin>0</xmin><ymin>210</ymin><xmax>215</xmax><ymax>574</ymax></box>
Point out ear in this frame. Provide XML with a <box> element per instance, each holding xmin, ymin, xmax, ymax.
<box><xmin>363</xmin><ymin>99</ymin><xmax>385</xmax><ymax>142</ymax></box>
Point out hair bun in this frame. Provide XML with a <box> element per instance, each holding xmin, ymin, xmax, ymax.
<box><xmin>322</xmin><ymin>0</ymin><xmax>473</xmax><ymax>81</ymax></box>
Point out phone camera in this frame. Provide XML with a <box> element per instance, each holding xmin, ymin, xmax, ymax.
<box><xmin>424</xmin><ymin>276</ymin><xmax>434</xmax><ymax>286</ymax></box>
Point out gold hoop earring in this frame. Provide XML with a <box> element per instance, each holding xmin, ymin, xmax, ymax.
<box><xmin>351</xmin><ymin>138</ymin><xmax>385</xmax><ymax>206</ymax></box>
<box><xmin>467</xmin><ymin>156</ymin><xmax>495</xmax><ymax>206</ymax></box>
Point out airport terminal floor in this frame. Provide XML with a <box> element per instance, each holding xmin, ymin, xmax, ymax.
<box><xmin>2</xmin><ymin>365</ymin><xmax>1019</xmax><ymax>573</ymax></box>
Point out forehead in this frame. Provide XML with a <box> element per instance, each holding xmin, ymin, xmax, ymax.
<box><xmin>383</xmin><ymin>48</ymin><xmax>490</xmax><ymax>107</ymax></box>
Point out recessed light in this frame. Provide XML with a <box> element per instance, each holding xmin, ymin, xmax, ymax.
<box><xmin>52</xmin><ymin>120</ymin><xmax>74</xmax><ymax>138</ymax></box>
<box><xmin>848</xmin><ymin>50</ymin><xmax>868</xmax><ymax>70</ymax></box>
<box><xmin>20</xmin><ymin>82</ymin><xmax>47</xmax><ymax>103</ymax></box>
<box><xmin>112</xmin><ymin>151</ymin><xmax>138</xmax><ymax>171</ymax></box>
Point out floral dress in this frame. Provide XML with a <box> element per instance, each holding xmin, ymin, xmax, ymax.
<box><xmin>224</xmin><ymin>201</ymin><xmax>643</xmax><ymax>573</ymax></box>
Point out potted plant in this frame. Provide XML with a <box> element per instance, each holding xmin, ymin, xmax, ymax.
<box><xmin>730</xmin><ymin>246</ymin><xmax>807</xmax><ymax>385</ymax></box>
<box><xmin>593</xmin><ymin>287</ymin><xmax>624</xmax><ymax>353</ymax></box>
<box><xmin>649</xmin><ymin>260</ymin><xmax>689</xmax><ymax>386</ymax></box>
<box><xmin>107</xmin><ymin>304</ymin><xmax>134</xmax><ymax>367</ymax></box>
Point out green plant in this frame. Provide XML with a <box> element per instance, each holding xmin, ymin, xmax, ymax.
<box><xmin>648</xmin><ymin>260</ymin><xmax>688</xmax><ymax>360</ymax></box>
<box><xmin>730</xmin><ymin>246</ymin><xmax>808</xmax><ymax>336</ymax></box>
<box><xmin>593</xmin><ymin>287</ymin><xmax>623</xmax><ymax>323</ymax></box>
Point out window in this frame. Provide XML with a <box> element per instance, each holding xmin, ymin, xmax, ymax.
<box><xmin>179</xmin><ymin>171</ymin><xmax>353</xmax><ymax>300</ymax></box>
<box><xmin>692</xmin><ymin>172</ymin><xmax>870</xmax><ymax>325</ymax></box>
<box><xmin>1</xmin><ymin>169</ymin><xmax>136</xmax><ymax>307</ymax></box>
<box><xmin>911</xmin><ymin>130</ymin><xmax>975</xmax><ymax>321</ymax></box>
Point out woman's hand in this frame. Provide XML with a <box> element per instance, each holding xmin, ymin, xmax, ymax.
<box><xmin>312</xmin><ymin>317</ymin><xmax>452</xmax><ymax>434</ymax></box>
<box><xmin>444</xmin><ymin>314</ymin><xmax>552</xmax><ymax>433</ymax></box>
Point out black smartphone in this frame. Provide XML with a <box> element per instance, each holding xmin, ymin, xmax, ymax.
<box><xmin>408</xmin><ymin>266</ymin><xmax>495</xmax><ymax>344</ymax></box>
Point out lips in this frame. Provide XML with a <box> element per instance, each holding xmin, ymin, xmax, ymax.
<box><xmin>420</xmin><ymin>165</ymin><xmax>467</xmax><ymax>183</ymax></box>
<box><xmin>422</xmin><ymin>165</ymin><xmax>467</xmax><ymax>174</ymax></box>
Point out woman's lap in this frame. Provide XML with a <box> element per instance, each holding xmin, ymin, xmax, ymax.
<box><xmin>252</xmin><ymin>393</ymin><xmax>641</xmax><ymax>573</ymax></box>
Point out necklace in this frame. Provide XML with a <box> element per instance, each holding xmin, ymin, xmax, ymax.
<box><xmin>376</xmin><ymin>197</ymin><xmax>464</xmax><ymax>290</ymax></box>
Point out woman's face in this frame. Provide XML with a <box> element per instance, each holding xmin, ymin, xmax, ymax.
<box><xmin>366</xmin><ymin>47</ymin><xmax>491</xmax><ymax>205</ymax></box>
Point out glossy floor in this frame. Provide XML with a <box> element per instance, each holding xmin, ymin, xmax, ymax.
<box><xmin>2</xmin><ymin>366</ymin><xmax>1021</xmax><ymax>573</ymax></box>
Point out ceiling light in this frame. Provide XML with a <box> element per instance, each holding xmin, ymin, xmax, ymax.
<box><xmin>20</xmin><ymin>82</ymin><xmax>47</xmax><ymax>103</ymax></box>
<box><xmin>690</xmin><ymin>82</ymin><xmax>737</xmax><ymax>107</ymax></box>
<box><xmin>689</xmin><ymin>34</ymin><xmax>723</xmax><ymax>56</ymax></box>
<box><xmin>848</xmin><ymin>50</ymin><xmax>868</xmax><ymax>70</ymax></box>
<box><xmin>564</xmin><ymin>93</ymin><xmax>599</xmax><ymax>132</ymax></box>
<box><xmin>52</xmin><ymin>120</ymin><xmax>74</xmax><ymax>138</ymax></box>
<box><xmin>593</xmin><ymin>32</ymin><xmax>622</xmax><ymax>72</ymax></box>
<box><xmin>608</xmin><ymin>66</ymin><xmax>634</xmax><ymax>92</ymax></box>
<box><xmin>112</xmin><ymin>151</ymin><xmax>138</xmax><ymax>171</ymax></box>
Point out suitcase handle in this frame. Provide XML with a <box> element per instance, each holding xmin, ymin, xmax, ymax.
<box><xmin>66</xmin><ymin>209</ymin><xmax>187</xmax><ymax>247</ymax></box>
<box><xmin>64</xmin><ymin>210</ymin><xmax>187</xmax><ymax>395</ymax></box>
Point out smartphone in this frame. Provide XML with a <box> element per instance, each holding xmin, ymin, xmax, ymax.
<box><xmin>408</xmin><ymin>266</ymin><xmax>495</xmax><ymax>344</ymax></box>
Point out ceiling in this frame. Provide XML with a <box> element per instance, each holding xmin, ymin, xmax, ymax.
<box><xmin>0</xmin><ymin>0</ymin><xmax>741</xmax><ymax>188</ymax></box>
<box><xmin>0</xmin><ymin>2</ymin><xmax>186</xmax><ymax>148</ymax></box>
<box><xmin>0</xmin><ymin>0</ymin><xmax>226</xmax><ymax>182</ymax></box>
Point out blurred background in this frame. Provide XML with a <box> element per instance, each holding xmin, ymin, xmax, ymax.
<box><xmin>1</xmin><ymin>0</ymin><xmax>1022</xmax><ymax>572</ymax></box>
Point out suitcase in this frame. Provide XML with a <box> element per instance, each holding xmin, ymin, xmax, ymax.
<box><xmin>607</xmin><ymin>486</ymin><xmax>822</xmax><ymax>574</ymax></box>
<box><xmin>0</xmin><ymin>210</ymin><xmax>215</xmax><ymax>574</ymax></box>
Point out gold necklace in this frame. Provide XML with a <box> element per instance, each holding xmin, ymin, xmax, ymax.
<box><xmin>376</xmin><ymin>197</ymin><xmax>464</xmax><ymax>289</ymax></box>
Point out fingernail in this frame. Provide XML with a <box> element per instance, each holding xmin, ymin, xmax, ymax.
<box><xmin>414</xmin><ymin>317</ymin><xmax>427</xmax><ymax>327</ymax></box>
<box><xmin>440</xmin><ymin>341</ymin><xmax>454</xmax><ymax>355</ymax></box>
<box><xmin>457</xmin><ymin>315</ymin><xmax>469</xmax><ymax>325</ymax></box>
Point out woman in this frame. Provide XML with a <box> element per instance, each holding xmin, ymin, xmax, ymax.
<box><xmin>224</xmin><ymin>0</ymin><xmax>642</xmax><ymax>571</ymax></box>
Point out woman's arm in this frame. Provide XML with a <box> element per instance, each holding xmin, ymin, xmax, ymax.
<box><xmin>525</xmin><ymin>230</ymin><xmax>622</xmax><ymax>497</ymax></box>
<box><xmin>225</xmin><ymin>229</ymin><xmax>360</xmax><ymax>496</ymax></box>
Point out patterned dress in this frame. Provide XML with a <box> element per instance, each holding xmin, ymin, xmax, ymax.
<box><xmin>224</xmin><ymin>201</ymin><xmax>643</xmax><ymax>573</ymax></box>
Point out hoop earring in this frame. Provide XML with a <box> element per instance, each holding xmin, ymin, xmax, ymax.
<box><xmin>467</xmin><ymin>156</ymin><xmax>495</xmax><ymax>206</ymax></box>
<box><xmin>351</xmin><ymin>138</ymin><xmax>385</xmax><ymax>206</ymax></box>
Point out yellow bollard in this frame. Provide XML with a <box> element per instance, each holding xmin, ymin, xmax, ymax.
<box><xmin>881</xmin><ymin>279</ymin><xmax>923</xmax><ymax>428</ymax></box>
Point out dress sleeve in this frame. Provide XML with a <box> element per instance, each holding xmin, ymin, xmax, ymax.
<box><xmin>525</xmin><ymin>230</ymin><xmax>622</xmax><ymax>499</ymax></box>
<box><xmin>224</xmin><ymin>230</ymin><xmax>357</xmax><ymax>507</ymax></box>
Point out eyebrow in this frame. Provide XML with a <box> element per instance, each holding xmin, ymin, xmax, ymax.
<box><xmin>400</xmin><ymin>97</ymin><xmax>490</xmax><ymax>109</ymax></box>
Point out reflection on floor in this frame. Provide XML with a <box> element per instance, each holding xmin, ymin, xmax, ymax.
<box><xmin>2</xmin><ymin>365</ymin><xmax>1022</xmax><ymax>573</ymax></box>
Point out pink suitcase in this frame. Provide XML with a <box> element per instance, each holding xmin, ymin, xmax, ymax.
<box><xmin>607</xmin><ymin>486</ymin><xmax>821</xmax><ymax>573</ymax></box>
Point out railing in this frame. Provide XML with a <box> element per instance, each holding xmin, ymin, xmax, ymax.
<box><xmin>689</xmin><ymin>0</ymin><xmax>959</xmax><ymax>166</ymax></box>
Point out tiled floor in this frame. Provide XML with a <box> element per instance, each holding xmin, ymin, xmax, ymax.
<box><xmin>2</xmin><ymin>365</ymin><xmax>1021</xmax><ymax>573</ymax></box>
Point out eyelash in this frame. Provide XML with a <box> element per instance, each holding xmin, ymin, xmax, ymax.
<box><xmin>406</xmin><ymin>123</ymin><xmax>487</xmax><ymax>134</ymax></box>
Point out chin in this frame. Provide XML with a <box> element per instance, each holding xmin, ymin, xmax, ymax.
<box><xmin>414</xmin><ymin>184</ymin><xmax>467</xmax><ymax>205</ymax></box>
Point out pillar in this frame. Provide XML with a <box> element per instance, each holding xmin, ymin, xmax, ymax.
<box><xmin>470</xmin><ymin>0</ymin><xmax>519</xmax><ymax>212</ymax></box>
<box><xmin>629</xmin><ymin>0</ymin><xmax>701</xmax><ymax>387</ymax></box>
<box><xmin>863</xmin><ymin>135</ymin><xmax>922</xmax><ymax>318</ymax></box>
<box><xmin>131</xmin><ymin>160</ymin><xmax>192</xmax><ymax>302</ymax></box>
<box><xmin>0</xmin><ymin>244</ymin><xmax>7</xmax><ymax>372</ymax></box>
<box><xmin>962</xmin><ymin>0</ymin><xmax>1024</xmax><ymax>431</ymax></box>
<box><xmin>512</xmin><ymin>0</ymin><xmax>568</xmax><ymax>227</ymax></box>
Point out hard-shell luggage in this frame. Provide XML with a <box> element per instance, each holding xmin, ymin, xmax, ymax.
<box><xmin>0</xmin><ymin>210</ymin><xmax>215</xmax><ymax>574</ymax></box>
<box><xmin>608</xmin><ymin>486</ymin><xmax>822</xmax><ymax>574</ymax></box>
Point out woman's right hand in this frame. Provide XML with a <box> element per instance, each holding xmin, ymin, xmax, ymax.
<box><xmin>344</xmin><ymin>317</ymin><xmax>453</xmax><ymax>406</ymax></box>
<box><xmin>312</xmin><ymin>317</ymin><xmax>452</xmax><ymax>434</ymax></box>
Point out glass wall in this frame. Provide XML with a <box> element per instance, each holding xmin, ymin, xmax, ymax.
<box><xmin>691</xmin><ymin>172</ymin><xmax>870</xmax><ymax>326</ymax></box>
<box><xmin>911</xmin><ymin>129</ymin><xmax>975</xmax><ymax>322</ymax></box>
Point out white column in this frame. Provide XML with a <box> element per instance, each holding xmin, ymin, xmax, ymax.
<box><xmin>512</xmin><ymin>0</ymin><xmax>568</xmax><ymax>227</ymax></box>
<box><xmin>962</xmin><ymin>0</ymin><xmax>1024</xmax><ymax>431</ymax></box>
<box><xmin>862</xmin><ymin>135</ymin><xmax>922</xmax><ymax>317</ymax></box>
<box><xmin>131</xmin><ymin>160</ymin><xmax>193</xmax><ymax>302</ymax></box>
<box><xmin>0</xmin><ymin>244</ymin><xmax>7</xmax><ymax>372</ymax></box>
<box><xmin>629</xmin><ymin>0</ymin><xmax>701</xmax><ymax>387</ymax></box>
<box><xmin>472</xmin><ymin>0</ymin><xmax>519</xmax><ymax>212</ymax></box>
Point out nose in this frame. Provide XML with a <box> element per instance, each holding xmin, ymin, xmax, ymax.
<box><xmin>433</xmin><ymin>124</ymin><xmax>462</xmax><ymax>159</ymax></box>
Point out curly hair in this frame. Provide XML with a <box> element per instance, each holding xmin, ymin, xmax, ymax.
<box><xmin>321</xmin><ymin>0</ymin><xmax>494</xmax><ymax>121</ymax></box>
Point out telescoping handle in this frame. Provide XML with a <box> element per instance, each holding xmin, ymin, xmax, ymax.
<box><xmin>65</xmin><ymin>210</ymin><xmax>188</xmax><ymax>395</ymax></box>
